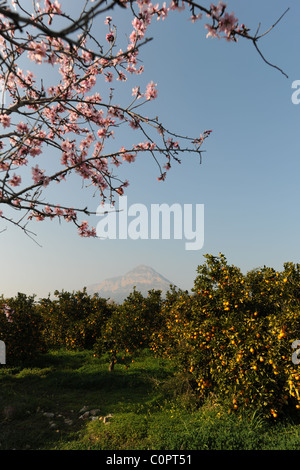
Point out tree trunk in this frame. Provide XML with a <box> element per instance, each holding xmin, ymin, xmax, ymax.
<box><xmin>108</xmin><ymin>354</ymin><xmax>117</xmax><ymax>372</ymax></box>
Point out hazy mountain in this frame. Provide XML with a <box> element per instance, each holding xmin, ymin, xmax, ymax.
<box><xmin>86</xmin><ymin>265</ymin><xmax>174</xmax><ymax>304</ymax></box>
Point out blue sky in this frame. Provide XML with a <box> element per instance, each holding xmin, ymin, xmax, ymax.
<box><xmin>1</xmin><ymin>0</ymin><xmax>300</xmax><ymax>299</ymax></box>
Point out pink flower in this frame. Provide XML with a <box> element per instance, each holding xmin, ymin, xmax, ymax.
<box><xmin>9</xmin><ymin>173</ymin><xmax>21</xmax><ymax>187</ymax></box>
<box><xmin>145</xmin><ymin>81</ymin><xmax>158</xmax><ymax>100</ymax></box>
<box><xmin>105</xmin><ymin>72</ymin><xmax>113</xmax><ymax>82</ymax></box>
<box><xmin>81</xmin><ymin>49</ymin><xmax>93</xmax><ymax>63</ymax></box>
<box><xmin>0</xmin><ymin>162</ymin><xmax>9</xmax><ymax>171</ymax></box>
<box><xmin>28</xmin><ymin>41</ymin><xmax>48</xmax><ymax>64</ymax></box>
<box><xmin>0</xmin><ymin>114</ymin><xmax>11</xmax><ymax>128</ymax></box>
<box><xmin>132</xmin><ymin>86</ymin><xmax>143</xmax><ymax>99</ymax></box>
<box><xmin>17</xmin><ymin>122</ymin><xmax>29</xmax><ymax>133</ymax></box>
<box><xmin>106</xmin><ymin>32</ymin><xmax>115</xmax><ymax>43</ymax></box>
<box><xmin>112</xmin><ymin>157</ymin><xmax>121</xmax><ymax>167</ymax></box>
<box><xmin>117</xmin><ymin>71</ymin><xmax>127</xmax><ymax>82</ymax></box>
<box><xmin>205</xmin><ymin>24</ymin><xmax>219</xmax><ymax>38</ymax></box>
<box><xmin>64</xmin><ymin>208</ymin><xmax>77</xmax><ymax>222</ymax></box>
<box><xmin>136</xmin><ymin>65</ymin><xmax>144</xmax><ymax>75</ymax></box>
<box><xmin>34</xmin><ymin>212</ymin><xmax>45</xmax><ymax>221</ymax></box>
<box><xmin>54</xmin><ymin>205</ymin><xmax>64</xmax><ymax>216</ymax></box>
<box><xmin>134</xmin><ymin>141</ymin><xmax>155</xmax><ymax>151</ymax></box>
<box><xmin>132</xmin><ymin>17</ymin><xmax>147</xmax><ymax>38</ymax></box>
<box><xmin>97</xmin><ymin>128</ymin><xmax>107</xmax><ymax>138</ymax></box>
<box><xmin>166</xmin><ymin>138</ymin><xmax>179</xmax><ymax>149</ymax></box>
<box><xmin>108</xmin><ymin>106</ymin><xmax>124</xmax><ymax>120</ymax></box>
<box><xmin>29</xmin><ymin>146</ymin><xmax>42</xmax><ymax>157</ymax></box>
<box><xmin>44</xmin><ymin>206</ymin><xmax>54</xmax><ymax>216</ymax></box>
<box><xmin>45</xmin><ymin>0</ymin><xmax>61</xmax><ymax>15</ymax></box>
<box><xmin>210</xmin><ymin>1</ymin><xmax>226</xmax><ymax>18</ymax></box>
<box><xmin>119</xmin><ymin>146</ymin><xmax>136</xmax><ymax>163</ymax></box>
<box><xmin>116</xmin><ymin>187</ymin><xmax>124</xmax><ymax>195</ymax></box>
<box><xmin>61</xmin><ymin>138</ymin><xmax>75</xmax><ymax>154</ymax></box>
<box><xmin>157</xmin><ymin>172</ymin><xmax>166</xmax><ymax>181</ymax></box>
<box><xmin>129</xmin><ymin>30</ymin><xmax>138</xmax><ymax>44</ymax></box>
<box><xmin>32</xmin><ymin>165</ymin><xmax>46</xmax><ymax>184</ymax></box>
<box><xmin>129</xmin><ymin>118</ymin><xmax>140</xmax><ymax>130</ymax></box>
<box><xmin>218</xmin><ymin>12</ymin><xmax>238</xmax><ymax>35</ymax></box>
<box><xmin>169</xmin><ymin>0</ymin><xmax>185</xmax><ymax>12</ymax></box>
<box><xmin>157</xmin><ymin>2</ymin><xmax>168</xmax><ymax>21</ymax></box>
<box><xmin>189</xmin><ymin>13</ymin><xmax>202</xmax><ymax>23</ymax></box>
<box><xmin>78</xmin><ymin>220</ymin><xmax>96</xmax><ymax>237</ymax></box>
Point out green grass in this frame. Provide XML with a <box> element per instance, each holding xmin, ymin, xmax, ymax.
<box><xmin>1</xmin><ymin>348</ymin><xmax>300</xmax><ymax>450</ymax></box>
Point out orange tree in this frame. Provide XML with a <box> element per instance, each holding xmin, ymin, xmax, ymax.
<box><xmin>0</xmin><ymin>292</ymin><xmax>45</xmax><ymax>363</ymax></box>
<box><xmin>38</xmin><ymin>289</ymin><xmax>113</xmax><ymax>350</ymax></box>
<box><xmin>94</xmin><ymin>288</ymin><xmax>163</xmax><ymax>370</ymax></box>
<box><xmin>151</xmin><ymin>254</ymin><xmax>300</xmax><ymax>419</ymax></box>
<box><xmin>150</xmin><ymin>285</ymin><xmax>192</xmax><ymax>363</ymax></box>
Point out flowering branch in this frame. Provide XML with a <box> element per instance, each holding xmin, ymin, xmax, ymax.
<box><xmin>0</xmin><ymin>0</ymin><xmax>287</xmax><ymax>238</ymax></box>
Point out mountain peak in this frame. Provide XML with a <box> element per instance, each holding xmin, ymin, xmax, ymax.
<box><xmin>128</xmin><ymin>264</ymin><xmax>152</xmax><ymax>272</ymax></box>
<box><xmin>86</xmin><ymin>265</ymin><xmax>174</xmax><ymax>303</ymax></box>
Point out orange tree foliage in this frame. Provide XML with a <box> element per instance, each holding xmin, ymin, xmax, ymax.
<box><xmin>0</xmin><ymin>292</ymin><xmax>45</xmax><ymax>363</ymax></box>
<box><xmin>38</xmin><ymin>289</ymin><xmax>113</xmax><ymax>350</ymax></box>
<box><xmin>150</xmin><ymin>253</ymin><xmax>300</xmax><ymax>419</ymax></box>
<box><xmin>93</xmin><ymin>288</ymin><xmax>163</xmax><ymax>367</ymax></box>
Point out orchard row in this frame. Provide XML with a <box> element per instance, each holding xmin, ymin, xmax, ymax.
<box><xmin>1</xmin><ymin>253</ymin><xmax>300</xmax><ymax>419</ymax></box>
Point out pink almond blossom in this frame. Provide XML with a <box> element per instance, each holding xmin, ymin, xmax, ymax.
<box><xmin>28</xmin><ymin>41</ymin><xmax>48</xmax><ymax>64</ymax></box>
<box><xmin>145</xmin><ymin>81</ymin><xmax>158</xmax><ymax>100</ymax></box>
<box><xmin>9</xmin><ymin>174</ymin><xmax>21</xmax><ymax>187</ymax></box>
<box><xmin>0</xmin><ymin>114</ymin><xmax>11</xmax><ymax>128</ymax></box>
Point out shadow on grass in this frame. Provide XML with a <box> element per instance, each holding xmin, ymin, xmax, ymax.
<box><xmin>3</xmin><ymin>350</ymin><xmax>300</xmax><ymax>450</ymax></box>
<box><xmin>0</xmin><ymin>349</ymin><xmax>174</xmax><ymax>450</ymax></box>
<box><xmin>8</xmin><ymin>348</ymin><xmax>172</xmax><ymax>389</ymax></box>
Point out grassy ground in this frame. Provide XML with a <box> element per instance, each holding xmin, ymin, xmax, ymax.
<box><xmin>1</xmin><ymin>349</ymin><xmax>300</xmax><ymax>450</ymax></box>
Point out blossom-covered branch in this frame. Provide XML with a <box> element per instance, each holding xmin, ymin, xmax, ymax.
<box><xmin>0</xmin><ymin>0</ymin><xmax>287</xmax><ymax>237</ymax></box>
